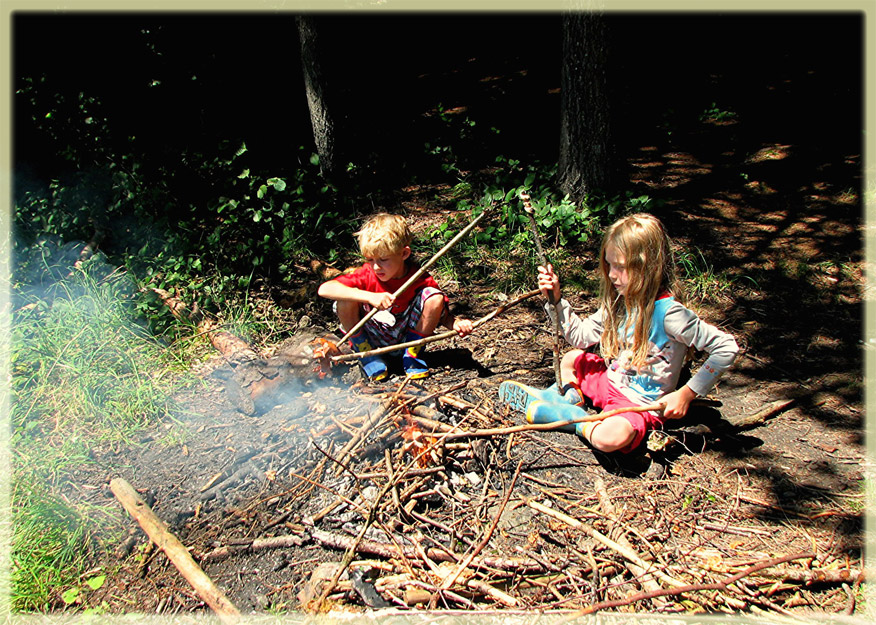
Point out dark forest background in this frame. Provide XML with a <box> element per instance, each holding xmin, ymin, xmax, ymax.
<box><xmin>11</xmin><ymin>11</ymin><xmax>864</xmax><ymax>322</ymax></box>
<box><xmin>15</xmin><ymin>12</ymin><xmax>862</xmax><ymax>178</ymax></box>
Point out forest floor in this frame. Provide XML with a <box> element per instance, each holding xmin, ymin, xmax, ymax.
<box><xmin>75</xmin><ymin>116</ymin><xmax>870</xmax><ymax>621</ymax></box>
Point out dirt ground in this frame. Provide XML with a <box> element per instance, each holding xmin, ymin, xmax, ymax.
<box><xmin>72</xmin><ymin>103</ymin><xmax>870</xmax><ymax>621</ymax></box>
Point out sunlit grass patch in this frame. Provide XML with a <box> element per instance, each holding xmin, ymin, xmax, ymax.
<box><xmin>675</xmin><ymin>246</ymin><xmax>740</xmax><ymax>306</ymax></box>
<box><xmin>10</xmin><ymin>481</ymin><xmax>94</xmax><ymax>612</ymax></box>
<box><xmin>9</xmin><ymin>257</ymin><xmax>190</xmax><ymax>612</ymax></box>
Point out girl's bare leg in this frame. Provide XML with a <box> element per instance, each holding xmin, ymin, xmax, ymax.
<box><xmin>560</xmin><ymin>349</ymin><xmax>583</xmax><ymax>387</ymax></box>
<box><xmin>583</xmin><ymin>416</ymin><xmax>636</xmax><ymax>453</ymax></box>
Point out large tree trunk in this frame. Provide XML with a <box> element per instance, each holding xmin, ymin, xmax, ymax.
<box><xmin>297</xmin><ymin>15</ymin><xmax>340</xmax><ymax>181</ymax></box>
<box><xmin>557</xmin><ymin>11</ymin><xmax>620</xmax><ymax>203</ymax></box>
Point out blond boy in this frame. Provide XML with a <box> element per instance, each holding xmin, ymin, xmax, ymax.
<box><xmin>318</xmin><ymin>213</ymin><xmax>473</xmax><ymax>380</ymax></box>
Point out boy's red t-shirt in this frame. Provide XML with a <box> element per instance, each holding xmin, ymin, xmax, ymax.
<box><xmin>336</xmin><ymin>262</ymin><xmax>447</xmax><ymax>315</ymax></box>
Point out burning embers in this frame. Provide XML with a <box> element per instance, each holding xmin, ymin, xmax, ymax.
<box><xmin>307</xmin><ymin>337</ymin><xmax>342</xmax><ymax>379</ymax></box>
<box><xmin>399</xmin><ymin>408</ymin><xmax>439</xmax><ymax>469</ymax></box>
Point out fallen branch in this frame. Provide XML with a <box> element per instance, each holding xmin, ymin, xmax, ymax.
<box><xmin>571</xmin><ymin>552</ymin><xmax>816</xmax><ymax>616</ymax></box>
<box><xmin>310</xmin><ymin>529</ymin><xmax>543</xmax><ymax>573</ymax></box>
<box><xmin>527</xmin><ymin>498</ymin><xmax>686</xmax><ymax>589</ymax></box>
<box><xmin>109</xmin><ymin>477</ymin><xmax>241</xmax><ymax>625</ymax></box>
<box><xmin>593</xmin><ymin>478</ymin><xmax>664</xmax><ymax>596</ymax></box>
<box><xmin>466</xmin><ymin>578</ymin><xmax>520</xmax><ymax>607</ymax></box>
<box><xmin>728</xmin><ymin>398</ymin><xmax>795</xmax><ymax>430</ymax></box>
<box><xmin>757</xmin><ymin>567</ymin><xmax>864</xmax><ymax>585</ymax></box>
<box><xmin>200</xmin><ymin>533</ymin><xmax>306</xmax><ymax>563</ymax></box>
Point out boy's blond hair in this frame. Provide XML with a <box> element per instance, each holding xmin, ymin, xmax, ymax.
<box><xmin>355</xmin><ymin>213</ymin><xmax>412</xmax><ymax>258</ymax></box>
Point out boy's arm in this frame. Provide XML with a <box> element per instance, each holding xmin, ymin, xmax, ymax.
<box><xmin>317</xmin><ymin>279</ymin><xmax>394</xmax><ymax>310</ymax></box>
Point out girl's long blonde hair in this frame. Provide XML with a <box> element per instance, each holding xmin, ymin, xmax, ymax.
<box><xmin>598</xmin><ymin>213</ymin><xmax>685</xmax><ymax>369</ymax></box>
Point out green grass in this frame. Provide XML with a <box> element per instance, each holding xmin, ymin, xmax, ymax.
<box><xmin>9</xmin><ymin>257</ymin><xmax>191</xmax><ymax>612</ymax></box>
<box><xmin>10</xmin><ymin>482</ymin><xmax>93</xmax><ymax>611</ymax></box>
<box><xmin>675</xmin><ymin>246</ymin><xmax>738</xmax><ymax>305</ymax></box>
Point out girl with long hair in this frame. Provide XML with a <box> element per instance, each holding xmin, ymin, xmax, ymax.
<box><xmin>499</xmin><ymin>213</ymin><xmax>738</xmax><ymax>454</ymax></box>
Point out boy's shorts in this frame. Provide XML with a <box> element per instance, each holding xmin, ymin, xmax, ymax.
<box><xmin>573</xmin><ymin>351</ymin><xmax>668</xmax><ymax>454</ymax></box>
<box><xmin>336</xmin><ymin>286</ymin><xmax>444</xmax><ymax>349</ymax></box>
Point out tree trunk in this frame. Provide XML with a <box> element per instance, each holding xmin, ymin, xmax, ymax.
<box><xmin>297</xmin><ymin>15</ymin><xmax>340</xmax><ymax>181</ymax></box>
<box><xmin>558</xmin><ymin>11</ymin><xmax>620</xmax><ymax>202</ymax></box>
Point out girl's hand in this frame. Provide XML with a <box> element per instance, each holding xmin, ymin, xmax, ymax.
<box><xmin>453</xmin><ymin>317</ymin><xmax>474</xmax><ymax>337</ymax></box>
<box><xmin>538</xmin><ymin>264</ymin><xmax>561</xmax><ymax>302</ymax></box>
<box><xmin>368</xmin><ymin>291</ymin><xmax>395</xmax><ymax>311</ymax></box>
<box><xmin>661</xmin><ymin>385</ymin><xmax>697</xmax><ymax>419</ymax></box>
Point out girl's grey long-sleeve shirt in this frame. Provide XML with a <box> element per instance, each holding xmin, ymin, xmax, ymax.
<box><xmin>546</xmin><ymin>296</ymin><xmax>739</xmax><ymax>405</ymax></box>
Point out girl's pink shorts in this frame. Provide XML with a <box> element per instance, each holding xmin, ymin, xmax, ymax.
<box><xmin>573</xmin><ymin>351</ymin><xmax>668</xmax><ymax>454</ymax></box>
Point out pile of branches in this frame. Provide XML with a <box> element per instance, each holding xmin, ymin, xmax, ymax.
<box><xmin>171</xmin><ymin>377</ymin><xmax>863</xmax><ymax>617</ymax></box>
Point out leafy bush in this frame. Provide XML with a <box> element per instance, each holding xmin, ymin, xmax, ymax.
<box><xmin>15</xmin><ymin>70</ymin><xmax>367</xmax><ymax>324</ymax></box>
<box><xmin>421</xmin><ymin>158</ymin><xmax>659</xmax><ymax>292</ymax></box>
<box><xmin>13</xmin><ymin>136</ymin><xmax>358</xmax><ymax>333</ymax></box>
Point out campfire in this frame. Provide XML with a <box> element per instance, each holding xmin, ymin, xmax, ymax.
<box><xmin>109</xmin><ymin>333</ymin><xmax>859</xmax><ymax>618</ymax></box>
<box><xmin>112</xmin><ymin>269</ymin><xmax>861</xmax><ymax>618</ymax></box>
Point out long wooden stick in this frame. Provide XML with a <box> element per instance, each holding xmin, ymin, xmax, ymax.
<box><xmin>441</xmin><ymin>401</ymin><xmax>667</xmax><ymax>441</ymax></box>
<box><xmin>331</xmin><ymin>288</ymin><xmax>541</xmax><ymax>363</ymax></box>
<box><xmin>337</xmin><ymin>208</ymin><xmax>490</xmax><ymax>346</ymax></box>
<box><xmin>310</xmin><ymin>529</ymin><xmax>543</xmax><ymax>572</ymax></box>
<box><xmin>109</xmin><ymin>477</ymin><xmax>241</xmax><ymax>624</ymax></box>
<box><xmin>520</xmin><ymin>190</ymin><xmax>563</xmax><ymax>388</ymax></box>
<box><xmin>572</xmin><ymin>552</ymin><xmax>815</xmax><ymax>616</ymax></box>
<box><xmin>442</xmin><ymin>397</ymin><xmax>723</xmax><ymax>441</ymax></box>
<box><xmin>593</xmin><ymin>477</ymin><xmax>665</xmax><ymax>595</ymax></box>
<box><xmin>528</xmin><ymin>498</ymin><xmax>686</xmax><ymax>589</ymax></box>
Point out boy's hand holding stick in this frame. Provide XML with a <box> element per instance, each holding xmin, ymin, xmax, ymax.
<box><xmin>331</xmin><ymin>288</ymin><xmax>541</xmax><ymax>363</ymax></box>
<box><xmin>520</xmin><ymin>191</ymin><xmax>563</xmax><ymax>388</ymax></box>
<box><xmin>334</xmin><ymin>207</ymin><xmax>491</xmax><ymax>348</ymax></box>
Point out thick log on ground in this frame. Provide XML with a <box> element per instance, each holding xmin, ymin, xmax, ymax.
<box><xmin>109</xmin><ymin>477</ymin><xmax>241</xmax><ymax>625</ymax></box>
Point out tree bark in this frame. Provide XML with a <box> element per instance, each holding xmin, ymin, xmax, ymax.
<box><xmin>558</xmin><ymin>10</ymin><xmax>620</xmax><ymax>202</ymax></box>
<box><xmin>297</xmin><ymin>15</ymin><xmax>340</xmax><ymax>180</ymax></box>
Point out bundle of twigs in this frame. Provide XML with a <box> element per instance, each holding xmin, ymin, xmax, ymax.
<box><xmin>177</xmin><ymin>378</ymin><xmax>862</xmax><ymax>616</ymax></box>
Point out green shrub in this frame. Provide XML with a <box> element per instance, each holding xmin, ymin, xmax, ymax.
<box><xmin>421</xmin><ymin>159</ymin><xmax>659</xmax><ymax>292</ymax></box>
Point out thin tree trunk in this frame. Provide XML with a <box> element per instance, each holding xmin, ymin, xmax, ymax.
<box><xmin>558</xmin><ymin>11</ymin><xmax>619</xmax><ymax>202</ymax></box>
<box><xmin>297</xmin><ymin>15</ymin><xmax>339</xmax><ymax>180</ymax></box>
